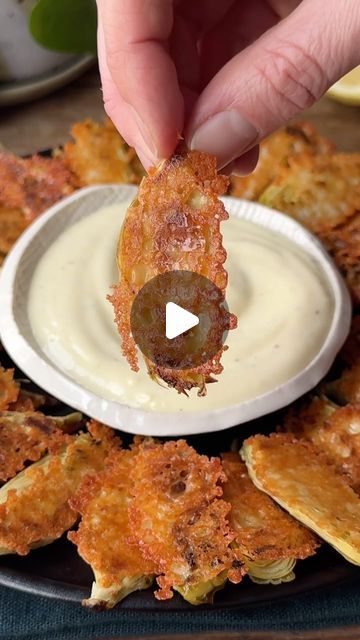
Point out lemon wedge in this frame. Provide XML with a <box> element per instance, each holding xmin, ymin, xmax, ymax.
<box><xmin>327</xmin><ymin>65</ymin><xmax>360</xmax><ymax>106</ymax></box>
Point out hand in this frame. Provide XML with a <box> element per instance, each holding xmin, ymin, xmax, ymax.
<box><xmin>96</xmin><ymin>0</ymin><xmax>360</xmax><ymax>173</ymax></box>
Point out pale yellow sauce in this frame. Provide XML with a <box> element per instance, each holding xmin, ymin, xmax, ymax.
<box><xmin>28</xmin><ymin>203</ymin><xmax>334</xmax><ymax>412</ymax></box>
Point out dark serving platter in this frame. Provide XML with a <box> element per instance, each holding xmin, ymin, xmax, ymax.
<box><xmin>0</xmin><ymin>347</ymin><xmax>358</xmax><ymax>610</ymax></box>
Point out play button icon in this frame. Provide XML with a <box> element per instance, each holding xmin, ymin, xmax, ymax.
<box><xmin>130</xmin><ymin>270</ymin><xmax>235</xmax><ymax>371</ymax></box>
<box><xmin>166</xmin><ymin>302</ymin><xmax>199</xmax><ymax>340</ymax></box>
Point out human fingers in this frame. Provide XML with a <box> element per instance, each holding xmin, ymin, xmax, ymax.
<box><xmin>187</xmin><ymin>0</ymin><xmax>360</xmax><ymax>169</ymax></box>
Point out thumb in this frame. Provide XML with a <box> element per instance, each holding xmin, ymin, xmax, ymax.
<box><xmin>186</xmin><ymin>0</ymin><xmax>360</xmax><ymax>169</ymax></box>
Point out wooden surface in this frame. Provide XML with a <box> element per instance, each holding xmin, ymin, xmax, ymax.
<box><xmin>1</xmin><ymin>67</ymin><xmax>360</xmax><ymax>640</ymax></box>
<box><xmin>0</xmin><ymin>67</ymin><xmax>360</xmax><ymax>155</ymax></box>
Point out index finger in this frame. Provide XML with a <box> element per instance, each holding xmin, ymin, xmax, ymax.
<box><xmin>97</xmin><ymin>0</ymin><xmax>184</xmax><ymax>163</ymax></box>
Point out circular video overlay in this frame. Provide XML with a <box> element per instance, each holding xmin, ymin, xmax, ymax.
<box><xmin>130</xmin><ymin>270</ymin><xmax>233</xmax><ymax>370</ymax></box>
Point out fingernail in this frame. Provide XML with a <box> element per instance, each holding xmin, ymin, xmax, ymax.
<box><xmin>189</xmin><ymin>110</ymin><xmax>258</xmax><ymax>169</ymax></box>
<box><xmin>129</xmin><ymin>105</ymin><xmax>160</xmax><ymax>164</ymax></box>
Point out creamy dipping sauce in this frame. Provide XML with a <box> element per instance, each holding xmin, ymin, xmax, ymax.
<box><xmin>28</xmin><ymin>203</ymin><xmax>334</xmax><ymax>413</ymax></box>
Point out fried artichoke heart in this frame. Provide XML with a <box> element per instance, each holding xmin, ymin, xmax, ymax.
<box><xmin>0</xmin><ymin>367</ymin><xmax>19</xmax><ymax>410</ymax></box>
<box><xmin>129</xmin><ymin>439</ymin><xmax>244</xmax><ymax>604</ymax></box>
<box><xmin>321</xmin><ymin>211</ymin><xmax>360</xmax><ymax>306</ymax></box>
<box><xmin>63</xmin><ymin>118</ymin><xmax>144</xmax><ymax>186</ymax></box>
<box><xmin>109</xmin><ymin>148</ymin><xmax>236</xmax><ymax>395</ymax></box>
<box><xmin>241</xmin><ymin>434</ymin><xmax>360</xmax><ymax>565</ymax></box>
<box><xmin>0</xmin><ymin>152</ymin><xmax>75</xmax><ymax>221</ymax></box>
<box><xmin>259</xmin><ymin>153</ymin><xmax>360</xmax><ymax>233</ymax></box>
<box><xmin>284</xmin><ymin>396</ymin><xmax>360</xmax><ymax>493</ymax></box>
<box><xmin>69</xmin><ymin>445</ymin><xmax>154</xmax><ymax>610</ymax></box>
<box><xmin>230</xmin><ymin>122</ymin><xmax>334</xmax><ymax>200</ymax></box>
<box><xmin>327</xmin><ymin>362</ymin><xmax>360</xmax><ymax>405</ymax></box>
<box><xmin>0</xmin><ymin>410</ymin><xmax>82</xmax><ymax>483</ymax></box>
<box><xmin>0</xmin><ymin>431</ymin><xmax>117</xmax><ymax>555</ymax></box>
<box><xmin>0</xmin><ymin>206</ymin><xmax>28</xmax><ymax>265</ymax></box>
<box><xmin>221</xmin><ymin>453</ymin><xmax>318</xmax><ymax>585</ymax></box>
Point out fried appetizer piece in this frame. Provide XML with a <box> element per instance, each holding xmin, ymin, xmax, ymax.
<box><xmin>0</xmin><ymin>410</ymin><xmax>83</xmax><ymax>483</ymax></box>
<box><xmin>0</xmin><ymin>152</ymin><xmax>75</xmax><ymax>221</ymax></box>
<box><xmin>0</xmin><ymin>431</ymin><xmax>116</xmax><ymax>555</ymax></box>
<box><xmin>327</xmin><ymin>363</ymin><xmax>360</xmax><ymax>405</ymax></box>
<box><xmin>0</xmin><ymin>205</ymin><xmax>28</xmax><ymax>264</ymax></box>
<box><xmin>129</xmin><ymin>440</ymin><xmax>243</xmax><ymax>604</ymax></box>
<box><xmin>221</xmin><ymin>453</ymin><xmax>318</xmax><ymax>585</ymax></box>
<box><xmin>8</xmin><ymin>389</ymin><xmax>46</xmax><ymax>412</ymax></box>
<box><xmin>110</xmin><ymin>148</ymin><xmax>236</xmax><ymax>395</ymax></box>
<box><xmin>337</xmin><ymin>314</ymin><xmax>360</xmax><ymax>366</ymax></box>
<box><xmin>0</xmin><ymin>367</ymin><xmax>19</xmax><ymax>410</ymax></box>
<box><xmin>259</xmin><ymin>154</ymin><xmax>360</xmax><ymax>233</ymax></box>
<box><xmin>241</xmin><ymin>434</ymin><xmax>360</xmax><ymax>565</ymax></box>
<box><xmin>322</xmin><ymin>212</ymin><xmax>360</xmax><ymax>306</ymax></box>
<box><xmin>69</xmin><ymin>446</ymin><xmax>154</xmax><ymax>609</ymax></box>
<box><xmin>230</xmin><ymin>122</ymin><xmax>334</xmax><ymax>200</ymax></box>
<box><xmin>63</xmin><ymin>118</ymin><xmax>144</xmax><ymax>186</ymax></box>
<box><xmin>284</xmin><ymin>396</ymin><xmax>360</xmax><ymax>493</ymax></box>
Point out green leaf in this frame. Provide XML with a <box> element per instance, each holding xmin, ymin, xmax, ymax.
<box><xmin>29</xmin><ymin>0</ymin><xmax>97</xmax><ymax>55</ymax></box>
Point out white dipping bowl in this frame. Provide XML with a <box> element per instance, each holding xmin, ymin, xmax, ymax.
<box><xmin>0</xmin><ymin>185</ymin><xmax>351</xmax><ymax>437</ymax></box>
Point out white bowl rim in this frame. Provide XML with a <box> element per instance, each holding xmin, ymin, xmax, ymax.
<box><xmin>0</xmin><ymin>184</ymin><xmax>352</xmax><ymax>437</ymax></box>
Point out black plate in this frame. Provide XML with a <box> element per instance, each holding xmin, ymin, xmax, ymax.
<box><xmin>0</xmin><ymin>239</ymin><xmax>358</xmax><ymax>610</ymax></box>
<box><xmin>0</xmin><ymin>537</ymin><xmax>358</xmax><ymax>609</ymax></box>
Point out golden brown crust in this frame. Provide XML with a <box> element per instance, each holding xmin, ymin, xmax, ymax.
<box><xmin>221</xmin><ymin>452</ymin><xmax>318</xmax><ymax>561</ymax></box>
<box><xmin>283</xmin><ymin>397</ymin><xmax>360</xmax><ymax>493</ymax></box>
<box><xmin>230</xmin><ymin>122</ymin><xmax>334</xmax><ymax>200</ymax></box>
<box><xmin>0</xmin><ymin>367</ymin><xmax>19</xmax><ymax>411</ymax></box>
<box><xmin>69</xmin><ymin>447</ymin><xmax>155</xmax><ymax>589</ymax></box>
<box><xmin>321</xmin><ymin>212</ymin><xmax>360</xmax><ymax>306</ymax></box>
<box><xmin>109</xmin><ymin>148</ymin><xmax>236</xmax><ymax>395</ymax></box>
<box><xmin>338</xmin><ymin>314</ymin><xmax>360</xmax><ymax>366</ymax></box>
<box><xmin>0</xmin><ymin>152</ymin><xmax>75</xmax><ymax>221</ymax></box>
<box><xmin>0</xmin><ymin>205</ymin><xmax>28</xmax><ymax>263</ymax></box>
<box><xmin>259</xmin><ymin>154</ymin><xmax>360</xmax><ymax>233</ymax></box>
<box><xmin>129</xmin><ymin>439</ymin><xmax>242</xmax><ymax>600</ymax></box>
<box><xmin>63</xmin><ymin>118</ymin><xmax>144</xmax><ymax>186</ymax></box>
<box><xmin>0</xmin><ymin>411</ymin><xmax>68</xmax><ymax>483</ymax></box>
<box><xmin>328</xmin><ymin>362</ymin><xmax>360</xmax><ymax>405</ymax></box>
<box><xmin>242</xmin><ymin>433</ymin><xmax>360</xmax><ymax>553</ymax></box>
<box><xmin>0</xmin><ymin>434</ymin><xmax>112</xmax><ymax>555</ymax></box>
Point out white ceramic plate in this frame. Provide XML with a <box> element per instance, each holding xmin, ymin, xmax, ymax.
<box><xmin>0</xmin><ymin>185</ymin><xmax>352</xmax><ymax>436</ymax></box>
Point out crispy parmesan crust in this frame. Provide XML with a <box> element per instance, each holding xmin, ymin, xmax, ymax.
<box><xmin>63</xmin><ymin>118</ymin><xmax>144</xmax><ymax>186</ymax></box>
<box><xmin>242</xmin><ymin>434</ymin><xmax>360</xmax><ymax>561</ymax></box>
<box><xmin>0</xmin><ymin>367</ymin><xmax>19</xmax><ymax>411</ymax></box>
<box><xmin>0</xmin><ymin>152</ymin><xmax>75</xmax><ymax>221</ymax></box>
<box><xmin>0</xmin><ymin>206</ymin><xmax>28</xmax><ymax>265</ymax></box>
<box><xmin>328</xmin><ymin>362</ymin><xmax>360</xmax><ymax>404</ymax></box>
<box><xmin>109</xmin><ymin>148</ymin><xmax>236</xmax><ymax>395</ymax></box>
<box><xmin>284</xmin><ymin>395</ymin><xmax>360</xmax><ymax>493</ymax></box>
<box><xmin>0</xmin><ymin>411</ymin><xmax>68</xmax><ymax>483</ymax></box>
<box><xmin>321</xmin><ymin>212</ymin><xmax>360</xmax><ymax>306</ymax></box>
<box><xmin>129</xmin><ymin>440</ymin><xmax>242</xmax><ymax>600</ymax></box>
<box><xmin>69</xmin><ymin>447</ymin><xmax>154</xmax><ymax>590</ymax></box>
<box><xmin>338</xmin><ymin>315</ymin><xmax>360</xmax><ymax>366</ymax></box>
<box><xmin>0</xmin><ymin>434</ymin><xmax>112</xmax><ymax>555</ymax></box>
<box><xmin>222</xmin><ymin>453</ymin><xmax>318</xmax><ymax>562</ymax></box>
<box><xmin>259</xmin><ymin>154</ymin><xmax>360</xmax><ymax>233</ymax></box>
<box><xmin>230</xmin><ymin>122</ymin><xmax>334</xmax><ymax>200</ymax></box>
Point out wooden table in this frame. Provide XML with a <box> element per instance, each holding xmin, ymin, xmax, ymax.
<box><xmin>0</xmin><ymin>66</ymin><xmax>360</xmax><ymax>155</ymax></box>
<box><xmin>1</xmin><ymin>67</ymin><xmax>359</xmax><ymax>640</ymax></box>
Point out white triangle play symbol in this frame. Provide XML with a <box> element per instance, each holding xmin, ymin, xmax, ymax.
<box><xmin>165</xmin><ymin>302</ymin><xmax>199</xmax><ymax>340</ymax></box>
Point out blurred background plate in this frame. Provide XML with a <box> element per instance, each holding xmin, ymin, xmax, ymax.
<box><xmin>0</xmin><ymin>55</ymin><xmax>95</xmax><ymax>107</ymax></box>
